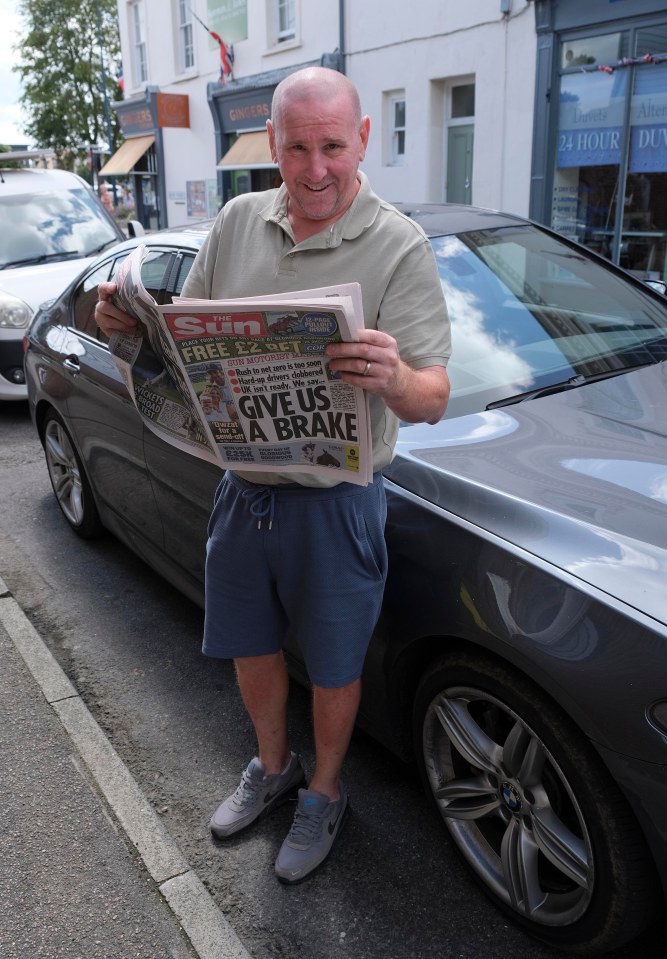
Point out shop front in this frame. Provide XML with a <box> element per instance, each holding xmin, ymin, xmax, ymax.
<box><xmin>208</xmin><ymin>58</ymin><xmax>341</xmax><ymax>204</ymax></box>
<box><xmin>208</xmin><ymin>70</ymin><xmax>293</xmax><ymax>204</ymax></box>
<box><xmin>531</xmin><ymin>0</ymin><xmax>667</xmax><ymax>281</ymax></box>
<box><xmin>100</xmin><ymin>89</ymin><xmax>190</xmax><ymax>231</ymax></box>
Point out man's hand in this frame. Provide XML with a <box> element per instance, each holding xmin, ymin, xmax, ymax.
<box><xmin>325</xmin><ymin>328</ymin><xmax>450</xmax><ymax>425</ymax></box>
<box><xmin>95</xmin><ymin>282</ymin><xmax>138</xmax><ymax>337</ymax></box>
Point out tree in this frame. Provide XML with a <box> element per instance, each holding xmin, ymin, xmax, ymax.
<box><xmin>14</xmin><ymin>0</ymin><xmax>122</xmax><ymax>174</ymax></box>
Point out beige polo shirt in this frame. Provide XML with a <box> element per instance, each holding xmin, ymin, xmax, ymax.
<box><xmin>182</xmin><ymin>172</ymin><xmax>451</xmax><ymax>486</ymax></box>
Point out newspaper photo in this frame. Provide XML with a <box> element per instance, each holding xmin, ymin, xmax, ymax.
<box><xmin>108</xmin><ymin>244</ymin><xmax>372</xmax><ymax>484</ymax></box>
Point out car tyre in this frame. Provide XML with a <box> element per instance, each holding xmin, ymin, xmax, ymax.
<box><xmin>43</xmin><ymin>410</ymin><xmax>104</xmax><ymax>539</ymax></box>
<box><xmin>413</xmin><ymin>650</ymin><xmax>659</xmax><ymax>954</ymax></box>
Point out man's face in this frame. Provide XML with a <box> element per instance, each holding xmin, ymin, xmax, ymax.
<box><xmin>268</xmin><ymin>92</ymin><xmax>370</xmax><ymax>226</ymax></box>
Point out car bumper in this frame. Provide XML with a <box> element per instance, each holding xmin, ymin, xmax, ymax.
<box><xmin>0</xmin><ymin>332</ymin><xmax>28</xmax><ymax>400</ymax></box>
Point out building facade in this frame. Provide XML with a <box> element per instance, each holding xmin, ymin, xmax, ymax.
<box><xmin>107</xmin><ymin>0</ymin><xmax>538</xmax><ymax>231</ymax></box>
<box><xmin>346</xmin><ymin>0</ymin><xmax>537</xmax><ymax>218</ymax></box>
<box><xmin>107</xmin><ymin>0</ymin><xmax>667</xmax><ymax>281</ymax></box>
<box><xmin>105</xmin><ymin>0</ymin><xmax>341</xmax><ymax>229</ymax></box>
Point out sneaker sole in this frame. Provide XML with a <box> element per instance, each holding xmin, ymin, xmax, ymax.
<box><xmin>210</xmin><ymin>771</ymin><xmax>307</xmax><ymax>839</ymax></box>
<box><xmin>275</xmin><ymin>800</ymin><xmax>350</xmax><ymax>885</ymax></box>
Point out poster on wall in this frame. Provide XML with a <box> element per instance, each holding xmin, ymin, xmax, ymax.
<box><xmin>207</xmin><ymin>0</ymin><xmax>248</xmax><ymax>45</ymax></box>
<box><xmin>186</xmin><ymin>180</ymin><xmax>208</xmax><ymax>218</ymax></box>
<box><xmin>186</xmin><ymin>179</ymin><xmax>221</xmax><ymax>218</ymax></box>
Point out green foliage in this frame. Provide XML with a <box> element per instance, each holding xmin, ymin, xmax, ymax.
<box><xmin>14</xmin><ymin>0</ymin><xmax>122</xmax><ymax>170</ymax></box>
<box><xmin>0</xmin><ymin>146</ymin><xmax>23</xmax><ymax>169</ymax></box>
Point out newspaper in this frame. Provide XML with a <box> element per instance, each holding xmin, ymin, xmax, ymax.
<box><xmin>109</xmin><ymin>243</ymin><xmax>372</xmax><ymax>484</ymax></box>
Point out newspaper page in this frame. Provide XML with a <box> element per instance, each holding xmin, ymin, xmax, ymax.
<box><xmin>109</xmin><ymin>243</ymin><xmax>372</xmax><ymax>484</ymax></box>
<box><xmin>109</xmin><ymin>247</ymin><xmax>218</xmax><ymax>464</ymax></box>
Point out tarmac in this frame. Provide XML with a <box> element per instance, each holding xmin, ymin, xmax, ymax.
<box><xmin>0</xmin><ymin>573</ymin><xmax>253</xmax><ymax>959</ymax></box>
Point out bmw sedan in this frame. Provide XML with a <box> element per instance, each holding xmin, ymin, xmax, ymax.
<box><xmin>24</xmin><ymin>205</ymin><xmax>667</xmax><ymax>955</ymax></box>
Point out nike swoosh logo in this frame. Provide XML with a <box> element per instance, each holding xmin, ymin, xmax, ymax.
<box><xmin>327</xmin><ymin>801</ymin><xmax>345</xmax><ymax>835</ymax></box>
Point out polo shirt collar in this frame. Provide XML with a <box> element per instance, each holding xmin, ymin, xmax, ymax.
<box><xmin>260</xmin><ymin>171</ymin><xmax>381</xmax><ymax>247</ymax></box>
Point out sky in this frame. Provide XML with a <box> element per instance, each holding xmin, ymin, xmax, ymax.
<box><xmin>0</xmin><ymin>0</ymin><xmax>29</xmax><ymax>147</ymax></box>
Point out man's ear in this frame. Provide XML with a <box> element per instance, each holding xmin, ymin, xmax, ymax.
<box><xmin>267</xmin><ymin>119</ymin><xmax>278</xmax><ymax>163</ymax></box>
<box><xmin>359</xmin><ymin>115</ymin><xmax>371</xmax><ymax>160</ymax></box>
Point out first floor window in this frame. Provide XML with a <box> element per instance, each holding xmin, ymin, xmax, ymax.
<box><xmin>177</xmin><ymin>0</ymin><xmax>194</xmax><ymax>72</ymax></box>
<box><xmin>130</xmin><ymin>0</ymin><xmax>147</xmax><ymax>85</ymax></box>
<box><xmin>274</xmin><ymin>0</ymin><xmax>295</xmax><ymax>44</ymax></box>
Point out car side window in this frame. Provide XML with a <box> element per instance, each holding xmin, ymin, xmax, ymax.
<box><xmin>172</xmin><ymin>253</ymin><xmax>196</xmax><ymax>296</ymax></box>
<box><xmin>132</xmin><ymin>250</ymin><xmax>176</xmax><ymax>305</ymax></box>
<box><xmin>71</xmin><ymin>261</ymin><xmax>115</xmax><ymax>338</ymax></box>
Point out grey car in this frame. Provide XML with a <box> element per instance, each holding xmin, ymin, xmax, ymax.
<box><xmin>24</xmin><ymin>205</ymin><xmax>667</xmax><ymax>955</ymax></box>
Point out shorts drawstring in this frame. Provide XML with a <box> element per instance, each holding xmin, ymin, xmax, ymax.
<box><xmin>242</xmin><ymin>486</ymin><xmax>276</xmax><ymax>530</ymax></box>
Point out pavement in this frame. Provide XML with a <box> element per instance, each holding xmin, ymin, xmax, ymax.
<box><xmin>0</xmin><ymin>573</ymin><xmax>253</xmax><ymax>959</ymax></box>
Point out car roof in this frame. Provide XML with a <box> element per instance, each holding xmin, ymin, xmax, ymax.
<box><xmin>0</xmin><ymin>167</ymin><xmax>91</xmax><ymax>195</ymax></box>
<box><xmin>105</xmin><ymin>221</ymin><xmax>215</xmax><ymax>257</ymax></box>
<box><xmin>392</xmin><ymin>202</ymin><xmax>530</xmax><ymax>236</ymax></box>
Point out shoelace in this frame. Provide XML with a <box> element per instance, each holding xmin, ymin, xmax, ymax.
<box><xmin>232</xmin><ymin>767</ymin><xmax>262</xmax><ymax>807</ymax></box>
<box><xmin>287</xmin><ymin>804</ymin><xmax>326</xmax><ymax>843</ymax></box>
<box><xmin>242</xmin><ymin>486</ymin><xmax>276</xmax><ymax>529</ymax></box>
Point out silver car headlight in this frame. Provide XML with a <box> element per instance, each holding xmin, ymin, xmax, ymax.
<box><xmin>0</xmin><ymin>291</ymin><xmax>33</xmax><ymax>329</ymax></box>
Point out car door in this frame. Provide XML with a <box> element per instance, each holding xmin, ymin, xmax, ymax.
<box><xmin>142</xmin><ymin>248</ymin><xmax>221</xmax><ymax>600</ymax></box>
<box><xmin>62</xmin><ymin>247</ymin><xmax>177</xmax><ymax>555</ymax></box>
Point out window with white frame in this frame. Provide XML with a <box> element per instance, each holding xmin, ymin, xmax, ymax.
<box><xmin>177</xmin><ymin>0</ymin><xmax>194</xmax><ymax>72</ymax></box>
<box><xmin>268</xmin><ymin>0</ymin><xmax>297</xmax><ymax>46</ymax></box>
<box><xmin>384</xmin><ymin>91</ymin><xmax>406</xmax><ymax>166</ymax></box>
<box><xmin>130</xmin><ymin>0</ymin><xmax>148</xmax><ymax>86</ymax></box>
<box><xmin>391</xmin><ymin>95</ymin><xmax>406</xmax><ymax>164</ymax></box>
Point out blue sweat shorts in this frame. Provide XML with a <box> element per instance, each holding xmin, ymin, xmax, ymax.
<box><xmin>202</xmin><ymin>471</ymin><xmax>388</xmax><ymax>688</ymax></box>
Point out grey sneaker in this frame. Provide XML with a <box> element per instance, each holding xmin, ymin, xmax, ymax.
<box><xmin>274</xmin><ymin>783</ymin><xmax>349</xmax><ymax>884</ymax></box>
<box><xmin>210</xmin><ymin>752</ymin><xmax>305</xmax><ymax>838</ymax></box>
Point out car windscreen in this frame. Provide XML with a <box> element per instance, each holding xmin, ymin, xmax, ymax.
<box><xmin>430</xmin><ymin>224</ymin><xmax>667</xmax><ymax>418</ymax></box>
<box><xmin>0</xmin><ymin>188</ymin><xmax>121</xmax><ymax>269</ymax></box>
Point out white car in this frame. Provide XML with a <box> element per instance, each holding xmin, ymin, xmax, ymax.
<box><xmin>0</xmin><ymin>158</ymin><xmax>142</xmax><ymax>400</ymax></box>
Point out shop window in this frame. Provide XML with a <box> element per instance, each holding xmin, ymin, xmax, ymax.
<box><xmin>129</xmin><ymin>0</ymin><xmax>148</xmax><ymax>86</ymax></box>
<box><xmin>551</xmin><ymin>25</ymin><xmax>667</xmax><ymax>282</ymax></box>
<box><xmin>561</xmin><ymin>33</ymin><xmax>629</xmax><ymax>70</ymax></box>
<box><xmin>176</xmin><ymin>0</ymin><xmax>195</xmax><ymax>73</ymax></box>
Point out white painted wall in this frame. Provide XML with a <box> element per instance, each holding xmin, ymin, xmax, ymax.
<box><xmin>348</xmin><ymin>0</ymin><xmax>537</xmax><ymax>216</ymax></box>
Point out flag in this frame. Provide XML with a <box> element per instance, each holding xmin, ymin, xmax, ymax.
<box><xmin>117</xmin><ymin>65</ymin><xmax>124</xmax><ymax>93</ymax></box>
<box><xmin>188</xmin><ymin>5</ymin><xmax>234</xmax><ymax>83</ymax></box>
<box><xmin>211</xmin><ymin>31</ymin><xmax>234</xmax><ymax>82</ymax></box>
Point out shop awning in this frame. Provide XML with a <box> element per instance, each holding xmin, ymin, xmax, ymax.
<box><xmin>218</xmin><ymin>131</ymin><xmax>276</xmax><ymax>170</ymax></box>
<box><xmin>99</xmin><ymin>135</ymin><xmax>155</xmax><ymax>176</ymax></box>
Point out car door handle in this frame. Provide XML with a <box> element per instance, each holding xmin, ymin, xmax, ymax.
<box><xmin>62</xmin><ymin>355</ymin><xmax>81</xmax><ymax>375</ymax></box>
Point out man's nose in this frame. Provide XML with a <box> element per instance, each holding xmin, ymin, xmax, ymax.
<box><xmin>304</xmin><ymin>150</ymin><xmax>328</xmax><ymax>181</ymax></box>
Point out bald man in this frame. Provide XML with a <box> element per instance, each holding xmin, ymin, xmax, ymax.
<box><xmin>95</xmin><ymin>66</ymin><xmax>451</xmax><ymax>884</ymax></box>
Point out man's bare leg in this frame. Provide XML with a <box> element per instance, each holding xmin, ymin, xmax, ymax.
<box><xmin>308</xmin><ymin>678</ymin><xmax>361</xmax><ymax>800</ymax></box>
<box><xmin>235</xmin><ymin>651</ymin><xmax>291</xmax><ymax>774</ymax></box>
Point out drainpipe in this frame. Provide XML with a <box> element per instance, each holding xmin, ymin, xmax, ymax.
<box><xmin>339</xmin><ymin>0</ymin><xmax>346</xmax><ymax>74</ymax></box>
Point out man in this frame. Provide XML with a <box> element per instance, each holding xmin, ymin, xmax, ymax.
<box><xmin>95</xmin><ymin>66</ymin><xmax>451</xmax><ymax>884</ymax></box>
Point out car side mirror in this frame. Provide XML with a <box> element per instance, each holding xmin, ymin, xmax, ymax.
<box><xmin>126</xmin><ymin>219</ymin><xmax>145</xmax><ymax>238</ymax></box>
<box><xmin>645</xmin><ymin>279</ymin><xmax>667</xmax><ymax>296</ymax></box>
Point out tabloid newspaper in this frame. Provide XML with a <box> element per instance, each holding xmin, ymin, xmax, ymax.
<box><xmin>108</xmin><ymin>243</ymin><xmax>372</xmax><ymax>485</ymax></box>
